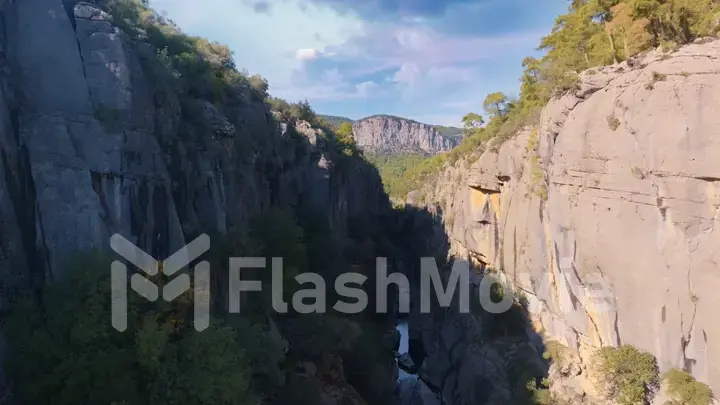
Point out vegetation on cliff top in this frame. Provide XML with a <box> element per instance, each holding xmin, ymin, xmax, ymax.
<box><xmin>97</xmin><ymin>0</ymin><xmax>361</xmax><ymax>164</ymax></box>
<box><xmin>391</xmin><ymin>0</ymin><xmax>720</xmax><ymax>199</ymax></box>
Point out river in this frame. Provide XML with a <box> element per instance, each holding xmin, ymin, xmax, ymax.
<box><xmin>396</xmin><ymin>322</ymin><xmax>417</xmax><ymax>381</ymax></box>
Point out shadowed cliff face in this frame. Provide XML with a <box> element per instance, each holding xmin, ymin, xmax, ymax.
<box><xmin>0</xmin><ymin>2</ymin><xmax>391</xmax><ymax>402</ymax></box>
<box><xmin>0</xmin><ymin>0</ymin><xmax>388</xmax><ymax>286</ymax></box>
<box><xmin>409</xmin><ymin>38</ymin><xmax>720</xmax><ymax>399</ymax></box>
<box><xmin>352</xmin><ymin>115</ymin><xmax>462</xmax><ymax>155</ymax></box>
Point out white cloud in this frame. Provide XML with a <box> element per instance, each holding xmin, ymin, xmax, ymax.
<box><xmin>295</xmin><ymin>48</ymin><xmax>319</xmax><ymax>61</ymax></box>
<box><xmin>425</xmin><ymin>66</ymin><xmax>473</xmax><ymax>83</ymax></box>
<box><xmin>355</xmin><ymin>81</ymin><xmax>378</xmax><ymax>96</ymax></box>
<box><xmin>147</xmin><ymin>0</ymin><xmax>552</xmax><ymax>124</ymax></box>
<box><xmin>324</xmin><ymin>22</ymin><xmax>541</xmax><ymax>77</ymax></box>
<box><xmin>321</xmin><ymin>68</ymin><xmax>344</xmax><ymax>84</ymax></box>
<box><xmin>392</xmin><ymin>63</ymin><xmax>421</xmax><ymax>85</ymax></box>
<box><xmin>149</xmin><ymin>0</ymin><xmax>363</xmax><ymax>90</ymax></box>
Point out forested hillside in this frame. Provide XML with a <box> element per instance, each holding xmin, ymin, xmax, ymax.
<box><xmin>394</xmin><ymin>0</ymin><xmax>720</xmax><ymax>198</ymax></box>
<box><xmin>318</xmin><ymin>114</ymin><xmax>354</xmax><ymax>128</ymax></box>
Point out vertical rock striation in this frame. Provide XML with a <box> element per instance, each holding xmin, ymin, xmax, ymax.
<box><xmin>352</xmin><ymin>115</ymin><xmax>461</xmax><ymax>154</ymax></box>
<box><xmin>411</xmin><ymin>39</ymin><xmax>720</xmax><ymax>399</ymax></box>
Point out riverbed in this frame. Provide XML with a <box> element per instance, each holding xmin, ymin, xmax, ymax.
<box><xmin>396</xmin><ymin>322</ymin><xmax>417</xmax><ymax>381</ymax></box>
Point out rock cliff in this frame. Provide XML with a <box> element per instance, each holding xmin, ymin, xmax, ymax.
<box><xmin>0</xmin><ymin>0</ymin><xmax>390</xmax><ymax>402</ymax></box>
<box><xmin>352</xmin><ymin>115</ymin><xmax>462</xmax><ymax>155</ymax></box>
<box><xmin>408</xmin><ymin>39</ymin><xmax>720</xmax><ymax>401</ymax></box>
<box><xmin>0</xmin><ymin>0</ymin><xmax>388</xmax><ymax>288</ymax></box>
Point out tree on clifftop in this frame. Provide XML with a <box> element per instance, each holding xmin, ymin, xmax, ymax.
<box><xmin>483</xmin><ymin>92</ymin><xmax>510</xmax><ymax>119</ymax></box>
<box><xmin>461</xmin><ymin>112</ymin><xmax>485</xmax><ymax>135</ymax></box>
<box><xmin>337</xmin><ymin>122</ymin><xmax>354</xmax><ymax>139</ymax></box>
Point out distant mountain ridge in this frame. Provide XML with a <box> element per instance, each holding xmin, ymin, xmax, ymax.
<box><xmin>319</xmin><ymin>114</ymin><xmax>354</xmax><ymax>127</ymax></box>
<box><xmin>319</xmin><ymin>114</ymin><xmax>463</xmax><ymax>155</ymax></box>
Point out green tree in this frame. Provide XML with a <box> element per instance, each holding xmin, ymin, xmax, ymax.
<box><xmin>337</xmin><ymin>122</ymin><xmax>354</xmax><ymax>140</ymax></box>
<box><xmin>606</xmin><ymin>2</ymin><xmax>654</xmax><ymax>60</ymax></box>
<box><xmin>248</xmin><ymin>73</ymin><xmax>269</xmax><ymax>98</ymax></box>
<box><xmin>594</xmin><ymin>345</ymin><xmax>660</xmax><ymax>405</ymax></box>
<box><xmin>3</xmin><ymin>252</ymin><xmax>262</xmax><ymax>405</ymax></box>
<box><xmin>461</xmin><ymin>112</ymin><xmax>485</xmax><ymax>134</ymax></box>
<box><xmin>663</xmin><ymin>368</ymin><xmax>714</xmax><ymax>405</ymax></box>
<box><xmin>483</xmin><ymin>92</ymin><xmax>510</xmax><ymax>119</ymax></box>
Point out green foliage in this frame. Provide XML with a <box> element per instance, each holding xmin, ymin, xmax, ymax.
<box><xmin>483</xmin><ymin>92</ymin><xmax>510</xmax><ymax>119</ymax></box>
<box><xmin>282</xmin><ymin>314</ymin><xmax>361</xmax><ymax>359</ymax></box>
<box><xmin>594</xmin><ymin>345</ymin><xmax>660</xmax><ymax>405</ymax></box>
<box><xmin>3</xmin><ymin>252</ymin><xmax>261</xmax><ymax>405</ymax></box>
<box><xmin>526</xmin><ymin>379</ymin><xmax>553</xmax><ymax>405</ymax></box>
<box><xmin>652</xmin><ymin>71</ymin><xmax>668</xmax><ymax>81</ymax></box>
<box><xmin>607</xmin><ymin>114</ymin><xmax>621</xmax><ymax>130</ymax></box>
<box><xmin>461</xmin><ymin>112</ymin><xmax>485</xmax><ymax>134</ymax></box>
<box><xmin>366</xmin><ymin>152</ymin><xmax>429</xmax><ymax>198</ymax></box>
<box><xmin>94</xmin><ymin>0</ymin><xmax>263</xmax><ymax>103</ymax></box>
<box><xmin>389</xmin><ymin>0</ymin><xmax>720</xmax><ymax>196</ymax></box>
<box><xmin>524</xmin><ymin>128</ymin><xmax>548</xmax><ymax>200</ymax></box>
<box><xmin>276</xmin><ymin>375</ymin><xmax>323</xmax><ymax>405</ymax></box>
<box><xmin>265</xmin><ymin>96</ymin><xmax>362</xmax><ymax>162</ymax></box>
<box><xmin>433</xmin><ymin>124</ymin><xmax>464</xmax><ymax>138</ymax></box>
<box><xmin>337</xmin><ymin>122</ymin><xmax>354</xmax><ymax>138</ymax></box>
<box><xmin>335</xmin><ymin>121</ymin><xmax>357</xmax><ymax>155</ymax></box>
<box><xmin>318</xmin><ymin>114</ymin><xmax>354</xmax><ymax>128</ymax></box>
<box><xmin>268</xmin><ymin>98</ymin><xmax>316</xmax><ymax>123</ymax></box>
<box><xmin>631</xmin><ymin>166</ymin><xmax>646</xmax><ymax>179</ymax></box>
<box><xmin>662</xmin><ymin>368</ymin><xmax>714</xmax><ymax>405</ymax></box>
<box><xmin>340</xmin><ymin>320</ymin><xmax>396</xmax><ymax>404</ymax></box>
<box><xmin>543</xmin><ymin>340</ymin><xmax>569</xmax><ymax>365</ymax></box>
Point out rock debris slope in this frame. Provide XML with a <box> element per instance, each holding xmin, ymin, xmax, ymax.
<box><xmin>410</xmin><ymin>39</ymin><xmax>720</xmax><ymax>397</ymax></box>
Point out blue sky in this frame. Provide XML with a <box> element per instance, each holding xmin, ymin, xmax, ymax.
<box><xmin>149</xmin><ymin>0</ymin><xmax>568</xmax><ymax>126</ymax></box>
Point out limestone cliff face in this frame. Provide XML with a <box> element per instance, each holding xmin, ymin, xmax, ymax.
<box><xmin>352</xmin><ymin>115</ymin><xmax>461</xmax><ymax>154</ymax></box>
<box><xmin>0</xmin><ymin>0</ymin><xmax>387</xmax><ymax>281</ymax></box>
<box><xmin>0</xmin><ymin>1</ymin><xmax>388</xmax><ymax>400</ymax></box>
<box><xmin>410</xmin><ymin>39</ymin><xmax>720</xmax><ymax>399</ymax></box>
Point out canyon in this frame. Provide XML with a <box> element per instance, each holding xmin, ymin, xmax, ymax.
<box><xmin>0</xmin><ymin>0</ymin><xmax>718</xmax><ymax>404</ymax></box>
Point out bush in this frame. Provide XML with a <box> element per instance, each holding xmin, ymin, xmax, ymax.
<box><xmin>543</xmin><ymin>340</ymin><xmax>569</xmax><ymax>365</ymax></box>
<box><xmin>607</xmin><ymin>115</ymin><xmax>621</xmax><ymax>131</ymax></box>
<box><xmin>281</xmin><ymin>314</ymin><xmax>361</xmax><ymax>359</ymax></box>
<box><xmin>663</xmin><ymin>368</ymin><xmax>713</xmax><ymax>405</ymax></box>
<box><xmin>96</xmin><ymin>0</ymin><xmax>263</xmax><ymax>104</ymax></box>
<box><xmin>341</xmin><ymin>320</ymin><xmax>396</xmax><ymax>405</ymax></box>
<box><xmin>365</xmin><ymin>152</ymin><xmax>428</xmax><ymax>198</ymax></box>
<box><xmin>593</xmin><ymin>345</ymin><xmax>660</xmax><ymax>405</ymax></box>
<box><xmin>276</xmin><ymin>375</ymin><xmax>323</xmax><ymax>405</ymax></box>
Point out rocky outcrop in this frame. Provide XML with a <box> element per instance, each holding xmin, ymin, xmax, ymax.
<box><xmin>401</xmin><ymin>260</ymin><xmax>548</xmax><ymax>405</ymax></box>
<box><xmin>396</xmin><ymin>378</ymin><xmax>442</xmax><ymax>405</ymax></box>
<box><xmin>0</xmin><ymin>0</ymin><xmax>389</xmax><ymax>401</ymax></box>
<box><xmin>411</xmin><ymin>39</ymin><xmax>720</xmax><ymax>399</ymax></box>
<box><xmin>352</xmin><ymin>115</ymin><xmax>461</xmax><ymax>154</ymax></box>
